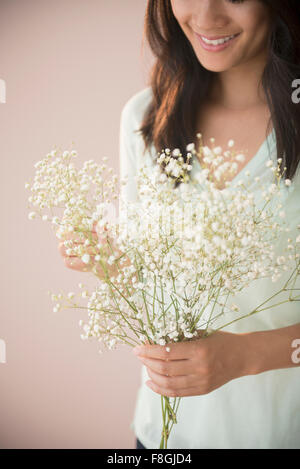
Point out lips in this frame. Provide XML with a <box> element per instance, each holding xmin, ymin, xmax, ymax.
<box><xmin>194</xmin><ymin>32</ymin><xmax>241</xmax><ymax>51</ymax></box>
<box><xmin>201</xmin><ymin>34</ymin><xmax>238</xmax><ymax>45</ymax></box>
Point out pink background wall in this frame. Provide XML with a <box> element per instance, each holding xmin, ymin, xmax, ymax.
<box><xmin>0</xmin><ymin>0</ymin><xmax>154</xmax><ymax>449</ymax></box>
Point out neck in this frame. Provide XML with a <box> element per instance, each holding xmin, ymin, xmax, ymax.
<box><xmin>209</xmin><ymin>51</ymin><xmax>268</xmax><ymax>110</ymax></box>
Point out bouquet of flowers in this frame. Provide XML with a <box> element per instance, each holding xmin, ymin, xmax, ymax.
<box><xmin>26</xmin><ymin>136</ymin><xmax>300</xmax><ymax>449</ymax></box>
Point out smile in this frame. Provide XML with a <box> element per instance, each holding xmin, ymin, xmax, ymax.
<box><xmin>194</xmin><ymin>32</ymin><xmax>241</xmax><ymax>52</ymax></box>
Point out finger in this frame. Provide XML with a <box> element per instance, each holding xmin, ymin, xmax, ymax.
<box><xmin>94</xmin><ymin>220</ymin><xmax>108</xmax><ymax>236</ymax></box>
<box><xmin>137</xmin><ymin>356</ymin><xmax>193</xmax><ymax>376</ymax></box>
<box><xmin>146</xmin><ymin>367</ymin><xmax>195</xmax><ymax>390</ymax></box>
<box><xmin>60</xmin><ymin>229</ymin><xmax>98</xmax><ymax>242</ymax></box>
<box><xmin>133</xmin><ymin>341</ymin><xmax>196</xmax><ymax>360</ymax></box>
<box><xmin>58</xmin><ymin>242</ymin><xmax>99</xmax><ymax>257</ymax></box>
<box><xmin>63</xmin><ymin>256</ymin><xmax>92</xmax><ymax>272</ymax></box>
<box><xmin>64</xmin><ymin>255</ymin><xmax>106</xmax><ymax>275</ymax></box>
<box><xmin>145</xmin><ymin>380</ymin><xmax>203</xmax><ymax>398</ymax></box>
<box><xmin>96</xmin><ymin>227</ymin><xmax>110</xmax><ymax>243</ymax></box>
<box><xmin>59</xmin><ymin>232</ymin><xmax>84</xmax><ymax>242</ymax></box>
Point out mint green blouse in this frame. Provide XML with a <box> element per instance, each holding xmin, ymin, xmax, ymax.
<box><xmin>119</xmin><ymin>87</ymin><xmax>300</xmax><ymax>449</ymax></box>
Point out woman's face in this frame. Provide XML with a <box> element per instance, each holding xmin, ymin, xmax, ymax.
<box><xmin>170</xmin><ymin>0</ymin><xmax>273</xmax><ymax>72</ymax></box>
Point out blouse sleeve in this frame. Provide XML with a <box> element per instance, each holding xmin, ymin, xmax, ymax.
<box><xmin>118</xmin><ymin>87</ymin><xmax>153</xmax><ymax>225</ymax></box>
<box><xmin>119</xmin><ymin>105</ymin><xmax>137</xmax><ymax>196</ymax></box>
<box><xmin>118</xmin><ymin>101</ymin><xmax>139</xmax><ymax>224</ymax></box>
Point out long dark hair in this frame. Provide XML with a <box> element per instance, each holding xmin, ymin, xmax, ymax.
<box><xmin>138</xmin><ymin>0</ymin><xmax>300</xmax><ymax>182</ymax></box>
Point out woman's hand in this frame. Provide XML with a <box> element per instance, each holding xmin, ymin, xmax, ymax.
<box><xmin>58</xmin><ymin>222</ymin><xmax>128</xmax><ymax>278</ymax></box>
<box><xmin>133</xmin><ymin>330</ymin><xmax>254</xmax><ymax>397</ymax></box>
<box><xmin>58</xmin><ymin>222</ymin><xmax>99</xmax><ymax>273</ymax></box>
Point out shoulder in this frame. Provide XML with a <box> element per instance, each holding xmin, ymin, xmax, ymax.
<box><xmin>120</xmin><ymin>86</ymin><xmax>153</xmax><ymax>133</ymax></box>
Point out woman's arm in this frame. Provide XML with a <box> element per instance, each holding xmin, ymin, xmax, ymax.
<box><xmin>133</xmin><ymin>324</ymin><xmax>300</xmax><ymax>398</ymax></box>
<box><xmin>243</xmin><ymin>322</ymin><xmax>300</xmax><ymax>375</ymax></box>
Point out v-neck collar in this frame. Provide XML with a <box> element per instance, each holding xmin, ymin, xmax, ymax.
<box><xmin>191</xmin><ymin>128</ymin><xmax>277</xmax><ymax>189</ymax></box>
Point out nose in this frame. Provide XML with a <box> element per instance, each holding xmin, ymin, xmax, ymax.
<box><xmin>193</xmin><ymin>0</ymin><xmax>230</xmax><ymax>33</ymax></box>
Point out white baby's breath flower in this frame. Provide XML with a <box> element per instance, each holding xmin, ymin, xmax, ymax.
<box><xmin>159</xmin><ymin>173</ymin><xmax>168</xmax><ymax>183</ymax></box>
<box><xmin>268</xmin><ymin>184</ymin><xmax>277</xmax><ymax>194</ymax></box>
<box><xmin>203</xmin><ymin>146</ymin><xmax>213</xmax><ymax>158</ymax></box>
<box><xmin>236</xmin><ymin>154</ymin><xmax>245</xmax><ymax>163</ymax></box>
<box><xmin>276</xmin><ymin>256</ymin><xmax>285</xmax><ymax>265</ymax></box>
<box><xmin>213</xmin><ymin>146</ymin><xmax>222</xmax><ymax>155</ymax></box>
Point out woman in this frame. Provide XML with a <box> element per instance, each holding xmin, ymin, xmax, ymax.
<box><xmin>59</xmin><ymin>0</ymin><xmax>300</xmax><ymax>449</ymax></box>
<box><xmin>124</xmin><ymin>0</ymin><xmax>300</xmax><ymax>449</ymax></box>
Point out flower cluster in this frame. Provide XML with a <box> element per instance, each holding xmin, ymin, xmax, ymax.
<box><xmin>26</xmin><ymin>139</ymin><xmax>300</xmax><ymax>449</ymax></box>
<box><xmin>26</xmin><ymin>148</ymin><xmax>120</xmax><ymax>271</ymax></box>
<box><xmin>26</xmin><ymin>142</ymin><xmax>300</xmax><ymax>349</ymax></box>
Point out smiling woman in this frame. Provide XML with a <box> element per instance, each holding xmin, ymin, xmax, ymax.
<box><xmin>171</xmin><ymin>0</ymin><xmax>272</xmax><ymax>71</ymax></box>
<box><xmin>168</xmin><ymin>0</ymin><xmax>276</xmax><ymax>187</ymax></box>
<box><xmin>138</xmin><ymin>0</ymin><xmax>300</xmax><ymax>186</ymax></box>
<box><xmin>117</xmin><ymin>0</ymin><xmax>300</xmax><ymax>449</ymax></box>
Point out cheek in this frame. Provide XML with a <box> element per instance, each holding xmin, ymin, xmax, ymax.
<box><xmin>170</xmin><ymin>0</ymin><xmax>191</xmax><ymax>27</ymax></box>
<box><xmin>171</xmin><ymin>2</ymin><xmax>195</xmax><ymax>46</ymax></box>
<box><xmin>237</xmin><ymin>4</ymin><xmax>272</xmax><ymax>41</ymax></box>
<box><xmin>246</xmin><ymin>23</ymin><xmax>271</xmax><ymax>57</ymax></box>
<box><xmin>228</xmin><ymin>5</ymin><xmax>271</xmax><ymax>60</ymax></box>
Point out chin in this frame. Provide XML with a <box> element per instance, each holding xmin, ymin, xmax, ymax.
<box><xmin>196</xmin><ymin>57</ymin><xmax>237</xmax><ymax>73</ymax></box>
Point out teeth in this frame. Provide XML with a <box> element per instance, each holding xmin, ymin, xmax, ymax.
<box><xmin>201</xmin><ymin>34</ymin><xmax>235</xmax><ymax>46</ymax></box>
